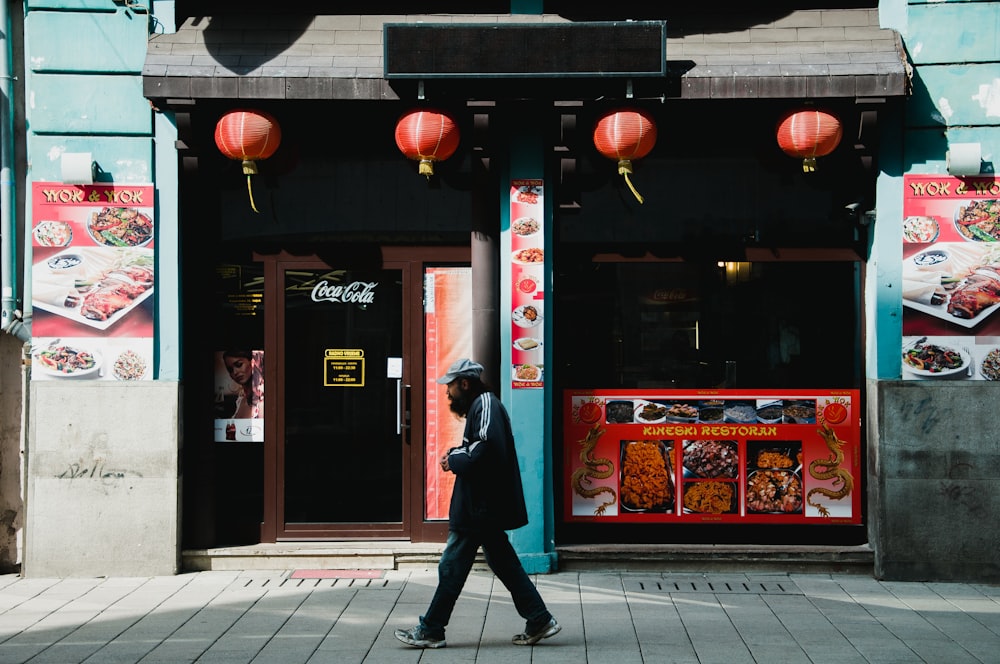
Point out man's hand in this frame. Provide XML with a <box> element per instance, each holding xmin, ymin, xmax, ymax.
<box><xmin>440</xmin><ymin>452</ymin><xmax>450</xmax><ymax>472</ymax></box>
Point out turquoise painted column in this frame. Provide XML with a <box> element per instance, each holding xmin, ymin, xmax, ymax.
<box><xmin>153</xmin><ymin>111</ymin><xmax>181</xmax><ymax>380</ymax></box>
<box><xmin>869</xmin><ymin>103</ymin><xmax>904</xmax><ymax>380</ymax></box>
<box><xmin>503</xmin><ymin>114</ymin><xmax>556</xmax><ymax>574</ymax></box>
<box><xmin>511</xmin><ymin>1</ymin><xmax>543</xmax><ymax>14</ymax></box>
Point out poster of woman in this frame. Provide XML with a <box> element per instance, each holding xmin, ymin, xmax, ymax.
<box><xmin>213</xmin><ymin>349</ymin><xmax>264</xmax><ymax>442</ymax></box>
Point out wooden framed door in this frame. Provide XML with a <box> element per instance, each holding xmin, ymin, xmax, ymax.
<box><xmin>260</xmin><ymin>247</ymin><xmax>468</xmax><ymax>541</ymax></box>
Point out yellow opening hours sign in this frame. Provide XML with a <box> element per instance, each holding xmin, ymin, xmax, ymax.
<box><xmin>324</xmin><ymin>349</ymin><xmax>365</xmax><ymax>387</ymax></box>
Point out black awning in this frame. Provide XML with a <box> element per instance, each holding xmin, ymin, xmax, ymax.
<box><xmin>143</xmin><ymin>11</ymin><xmax>909</xmax><ymax>105</ymax></box>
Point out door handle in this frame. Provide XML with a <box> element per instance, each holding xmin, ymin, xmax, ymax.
<box><xmin>396</xmin><ymin>379</ymin><xmax>412</xmax><ymax>442</ymax></box>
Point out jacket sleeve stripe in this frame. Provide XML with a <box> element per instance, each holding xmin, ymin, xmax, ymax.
<box><xmin>476</xmin><ymin>393</ymin><xmax>492</xmax><ymax>441</ymax></box>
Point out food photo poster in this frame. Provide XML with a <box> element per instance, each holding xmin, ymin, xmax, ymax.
<box><xmin>510</xmin><ymin>179</ymin><xmax>544</xmax><ymax>389</ymax></box>
<box><xmin>213</xmin><ymin>350</ymin><xmax>264</xmax><ymax>442</ymax></box>
<box><xmin>564</xmin><ymin>390</ymin><xmax>861</xmax><ymax>525</ymax></box>
<box><xmin>30</xmin><ymin>182</ymin><xmax>155</xmax><ymax>381</ymax></box>
<box><xmin>902</xmin><ymin>176</ymin><xmax>1000</xmax><ymax>381</ymax></box>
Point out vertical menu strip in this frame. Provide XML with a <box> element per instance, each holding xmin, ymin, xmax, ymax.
<box><xmin>509</xmin><ymin>180</ymin><xmax>545</xmax><ymax>389</ymax></box>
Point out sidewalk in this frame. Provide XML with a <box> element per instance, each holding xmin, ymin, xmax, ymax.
<box><xmin>1</xmin><ymin>569</ymin><xmax>998</xmax><ymax>663</ymax></box>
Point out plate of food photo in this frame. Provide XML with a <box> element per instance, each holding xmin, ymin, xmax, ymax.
<box><xmin>902</xmin><ymin>338</ymin><xmax>970</xmax><ymax>378</ymax></box>
<box><xmin>45</xmin><ymin>252</ymin><xmax>85</xmax><ymax>276</ymax></box>
<box><xmin>782</xmin><ymin>401</ymin><xmax>816</xmax><ymax>424</ymax></box>
<box><xmin>756</xmin><ymin>401</ymin><xmax>784</xmax><ymax>424</ymax></box>
<box><xmin>683</xmin><ymin>440</ymin><xmax>739</xmax><ymax>479</ymax></box>
<box><xmin>33</xmin><ymin>247</ymin><xmax>155</xmax><ymax>331</ymax></box>
<box><xmin>512</xmin><ymin>304</ymin><xmax>542</xmax><ymax>328</ymax></box>
<box><xmin>723</xmin><ymin>400</ymin><xmax>757</xmax><ymax>423</ymax></box>
<box><xmin>910</xmin><ymin>247</ymin><xmax>950</xmax><ymax>269</ymax></box>
<box><xmin>747</xmin><ymin>469</ymin><xmax>803</xmax><ymax>514</ymax></box>
<box><xmin>112</xmin><ymin>349</ymin><xmax>149</xmax><ymax>381</ymax></box>
<box><xmin>513</xmin><ymin>337</ymin><xmax>542</xmax><ymax>352</ymax></box>
<box><xmin>954</xmin><ymin>199</ymin><xmax>1000</xmax><ymax>242</ymax></box>
<box><xmin>512</xmin><ymin>217</ymin><xmax>540</xmax><ymax>238</ymax></box>
<box><xmin>902</xmin><ymin>216</ymin><xmax>940</xmax><ymax>243</ymax></box>
<box><xmin>33</xmin><ymin>220</ymin><xmax>73</xmax><ymax>247</ymax></box>
<box><xmin>620</xmin><ymin>440</ymin><xmax>674</xmax><ymax>513</ymax></box>
<box><xmin>33</xmin><ymin>343</ymin><xmax>101</xmax><ymax>379</ymax></box>
<box><xmin>662</xmin><ymin>401</ymin><xmax>699</xmax><ymax>423</ymax></box>
<box><xmin>605</xmin><ymin>400</ymin><xmax>635</xmax><ymax>424</ymax></box>
<box><xmin>750</xmin><ymin>445</ymin><xmax>801</xmax><ymax>472</ymax></box>
<box><xmin>697</xmin><ymin>400</ymin><xmax>724</xmax><ymax>423</ymax></box>
<box><xmin>513</xmin><ymin>363</ymin><xmax>542</xmax><ymax>382</ymax></box>
<box><xmin>633</xmin><ymin>400</ymin><xmax>668</xmax><ymax>424</ymax></box>
<box><xmin>512</xmin><ymin>184</ymin><xmax>542</xmax><ymax>204</ymax></box>
<box><xmin>682</xmin><ymin>480</ymin><xmax>737</xmax><ymax>515</ymax></box>
<box><xmin>87</xmin><ymin>207</ymin><xmax>154</xmax><ymax>248</ymax></box>
<box><xmin>981</xmin><ymin>348</ymin><xmax>1000</xmax><ymax>380</ymax></box>
<box><xmin>512</xmin><ymin>247</ymin><xmax>544</xmax><ymax>265</ymax></box>
<box><xmin>902</xmin><ymin>244</ymin><xmax>1000</xmax><ymax>328</ymax></box>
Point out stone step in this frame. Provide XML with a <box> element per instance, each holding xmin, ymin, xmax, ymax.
<box><xmin>182</xmin><ymin>542</ymin><xmax>873</xmax><ymax>575</ymax></box>
<box><xmin>556</xmin><ymin>543</ymin><xmax>874</xmax><ymax>574</ymax></box>
<box><xmin>182</xmin><ymin>542</ymin><xmax>448</xmax><ymax>572</ymax></box>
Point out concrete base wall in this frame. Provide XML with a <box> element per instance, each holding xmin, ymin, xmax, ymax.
<box><xmin>869</xmin><ymin>380</ymin><xmax>1000</xmax><ymax>582</ymax></box>
<box><xmin>24</xmin><ymin>381</ymin><xmax>181</xmax><ymax>577</ymax></box>
<box><xmin>0</xmin><ymin>335</ymin><xmax>26</xmax><ymax>572</ymax></box>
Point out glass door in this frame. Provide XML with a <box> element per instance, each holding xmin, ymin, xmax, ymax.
<box><xmin>274</xmin><ymin>258</ymin><xmax>409</xmax><ymax>539</ymax></box>
<box><xmin>259</xmin><ymin>246</ymin><xmax>470</xmax><ymax>542</ymax></box>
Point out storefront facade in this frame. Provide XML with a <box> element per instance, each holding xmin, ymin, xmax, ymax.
<box><xmin>3</xmin><ymin>1</ymin><xmax>998</xmax><ymax>582</ymax></box>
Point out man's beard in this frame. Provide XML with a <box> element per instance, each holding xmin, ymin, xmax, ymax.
<box><xmin>448</xmin><ymin>386</ymin><xmax>475</xmax><ymax>417</ymax></box>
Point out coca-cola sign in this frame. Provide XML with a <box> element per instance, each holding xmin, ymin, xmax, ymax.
<box><xmin>641</xmin><ymin>288</ymin><xmax>698</xmax><ymax>304</ymax></box>
<box><xmin>310</xmin><ymin>280</ymin><xmax>378</xmax><ymax>305</ymax></box>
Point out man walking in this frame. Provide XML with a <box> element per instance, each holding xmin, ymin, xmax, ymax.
<box><xmin>394</xmin><ymin>358</ymin><xmax>561</xmax><ymax>649</ymax></box>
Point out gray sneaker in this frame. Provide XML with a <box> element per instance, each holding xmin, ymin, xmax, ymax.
<box><xmin>394</xmin><ymin>625</ymin><xmax>446</xmax><ymax>649</ymax></box>
<box><xmin>512</xmin><ymin>617</ymin><xmax>561</xmax><ymax>646</ymax></box>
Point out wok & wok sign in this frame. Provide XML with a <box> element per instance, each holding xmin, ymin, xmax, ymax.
<box><xmin>30</xmin><ymin>182</ymin><xmax>155</xmax><ymax>382</ymax></box>
<box><xmin>902</xmin><ymin>175</ymin><xmax>1000</xmax><ymax>381</ymax></box>
<box><xmin>563</xmin><ymin>389</ymin><xmax>861</xmax><ymax>525</ymax></box>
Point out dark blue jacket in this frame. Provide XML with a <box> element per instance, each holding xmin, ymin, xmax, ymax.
<box><xmin>445</xmin><ymin>391</ymin><xmax>529</xmax><ymax>532</ymax></box>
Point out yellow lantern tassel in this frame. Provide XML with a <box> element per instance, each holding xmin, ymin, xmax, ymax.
<box><xmin>246</xmin><ymin>176</ymin><xmax>260</xmax><ymax>213</ymax></box>
<box><xmin>242</xmin><ymin>159</ymin><xmax>261</xmax><ymax>213</ymax></box>
<box><xmin>419</xmin><ymin>159</ymin><xmax>434</xmax><ymax>178</ymax></box>
<box><xmin>802</xmin><ymin>157</ymin><xmax>817</xmax><ymax>173</ymax></box>
<box><xmin>618</xmin><ymin>159</ymin><xmax>644</xmax><ymax>204</ymax></box>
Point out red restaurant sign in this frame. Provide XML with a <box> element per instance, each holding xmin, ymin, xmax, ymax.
<box><xmin>563</xmin><ymin>389</ymin><xmax>861</xmax><ymax>525</ymax></box>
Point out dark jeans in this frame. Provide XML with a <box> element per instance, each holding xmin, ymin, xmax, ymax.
<box><xmin>419</xmin><ymin>529</ymin><xmax>552</xmax><ymax>638</ymax></box>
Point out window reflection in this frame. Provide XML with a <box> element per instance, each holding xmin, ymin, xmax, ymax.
<box><xmin>555</xmin><ymin>260</ymin><xmax>858</xmax><ymax>390</ymax></box>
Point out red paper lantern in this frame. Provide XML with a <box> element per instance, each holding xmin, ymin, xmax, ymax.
<box><xmin>776</xmin><ymin>109</ymin><xmax>842</xmax><ymax>173</ymax></box>
<box><xmin>593</xmin><ymin>108</ymin><xmax>657</xmax><ymax>203</ymax></box>
<box><xmin>394</xmin><ymin>109</ymin><xmax>460</xmax><ymax>178</ymax></box>
<box><xmin>215</xmin><ymin>109</ymin><xmax>282</xmax><ymax>212</ymax></box>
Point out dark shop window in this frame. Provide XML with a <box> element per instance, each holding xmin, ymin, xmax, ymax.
<box><xmin>555</xmin><ymin>260</ymin><xmax>860</xmax><ymax>392</ymax></box>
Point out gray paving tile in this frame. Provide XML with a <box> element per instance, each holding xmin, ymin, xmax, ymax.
<box><xmin>724</xmin><ymin>593</ymin><xmax>795</xmax><ymax>645</ymax></box>
<box><xmin>0</xmin><ymin>574</ymin><xmax>22</xmax><ymax>592</ymax></box>
<box><xmin>0</xmin><ymin>570</ymin><xmax>997</xmax><ymax>663</ymax></box>
<box><xmin>745</xmin><ymin>643</ymin><xmax>814</xmax><ymax>664</ymax></box>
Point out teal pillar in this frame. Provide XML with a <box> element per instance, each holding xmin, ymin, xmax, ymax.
<box><xmin>154</xmin><ymin>111</ymin><xmax>181</xmax><ymax>380</ymax></box>
<box><xmin>511</xmin><ymin>0</ymin><xmax>543</xmax><ymax>14</ymax></box>
<box><xmin>870</xmin><ymin>103</ymin><xmax>904</xmax><ymax>380</ymax></box>
<box><xmin>503</xmin><ymin>112</ymin><xmax>557</xmax><ymax>573</ymax></box>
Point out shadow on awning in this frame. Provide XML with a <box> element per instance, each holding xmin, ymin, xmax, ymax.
<box><xmin>143</xmin><ymin>10</ymin><xmax>910</xmax><ymax>106</ymax></box>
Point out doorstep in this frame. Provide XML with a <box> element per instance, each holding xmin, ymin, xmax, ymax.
<box><xmin>182</xmin><ymin>542</ymin><xmax>448</xmax><ymax>572</ymax></box>
<box><xmin>182</xmin><ymin>542</ymin><xmax>874</xmax><ymax>575</ymax></box>
<box><xmin>557</xmin><ymin>543</ymin><xmax>874</xmax><ymax>574</ymax></box>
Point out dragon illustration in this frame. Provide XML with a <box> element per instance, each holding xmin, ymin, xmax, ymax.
<box><xmin>807</xmin><ymin>423</ymin><xmax>855</xmax><ymax>517</ymax></box>
<box><xmin>570</xmin><ymin>424</ymin><xmax>617</xmax><ymax>516</ymax></box>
